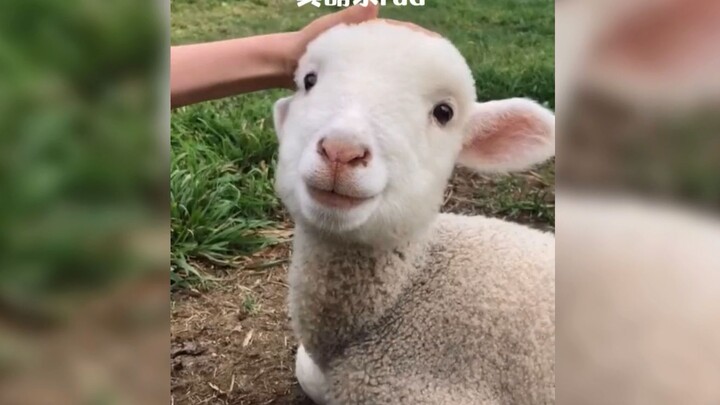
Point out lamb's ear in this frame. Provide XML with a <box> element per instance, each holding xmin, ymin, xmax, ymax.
<box><xmin>457</xmin><ymin>98</ymin><xmax>555</xmax><ymax>172</ymax></box>
<box><xmin>273</xmin><ymin>96</ymin><xmax>293</xmax><ymax>140</ymax></box>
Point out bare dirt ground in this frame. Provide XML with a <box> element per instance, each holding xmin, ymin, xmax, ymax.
<box><xmin>171</xmin><ymin>242</ymin><xmax>307</xmax><ymax>405</ymax></box>
<box><xmin>170</xmin><ymin>168</ymin><xmax>554</xmax><ymax>405</ymax></box>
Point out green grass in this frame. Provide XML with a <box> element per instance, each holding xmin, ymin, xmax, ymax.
<box><xmin>471</xmin><ymin>164</ymin><xmax>556</xmax><ymax>228</ymax></box>
<box><xmin>170</xmin><ymin>96</ymin><xmax>283</xmax><ymax>288</ymax></box>
<box><xmin>171</xmin><ymin>0</ymin><xmax>554</xmax><ymax>289</ymax></box>
<box><xmin>242</xmin><ymin>293</ymin><xmax>260</xmax><ymax>315</ymax></box>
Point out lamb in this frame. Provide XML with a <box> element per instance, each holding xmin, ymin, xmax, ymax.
<box><xmin>271</xmin><ymin>21</ymin><xmax>555</xmax><ymax>405</ymax></box>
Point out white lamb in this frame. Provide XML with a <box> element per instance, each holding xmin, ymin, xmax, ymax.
<box><xmin>272</xmin><ymin>21</ymin><xmax>555</xmax><ymax>405</ymax></box>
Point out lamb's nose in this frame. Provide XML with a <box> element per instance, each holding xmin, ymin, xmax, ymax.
<box><xmin>317</xmin><ymin>138</ymin><xmax>371</xmax><ymax>167</ymax></box>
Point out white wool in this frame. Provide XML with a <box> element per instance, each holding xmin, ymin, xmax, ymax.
<box><xmin>272</xmin><ymin>21</ymin><xmax>555</xmax><ymax>404</ymax></box>
<box><xmin>296</xmin><ymin>344</ymin><xmax>328</xmax><ymax>404</ymax></box>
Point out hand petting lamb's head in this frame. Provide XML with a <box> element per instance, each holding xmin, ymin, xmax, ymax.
<box><xmin>273</xmin><ymin>21</ymin><xmax>554</xmax><ymax>245</ymax></box>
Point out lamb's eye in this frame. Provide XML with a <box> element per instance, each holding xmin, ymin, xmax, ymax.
<box><xmin>304</xmin><ymin>72</ymin><xmax>317</xmax><ymax>91</ymax></box>
<box><xmin>432</xmin><ymin>103</ymin><xmax>454</xmax><ymax>125</ymax></box>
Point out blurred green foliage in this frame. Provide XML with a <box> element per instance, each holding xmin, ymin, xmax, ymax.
<box><xmin>0</xmin><ymin>0</ymin><xmax>165</xmax><ymax>316</ymax></box>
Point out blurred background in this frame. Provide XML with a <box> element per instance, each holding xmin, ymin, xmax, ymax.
<box><xmin>557</xmin><ymin>0</ymin><xmax>720</xmax><ymax>209</ymax></box>
<box><xmin>556</xmin><ymin>0</ymin><xmax>720</xmax><ymax>403</ymax></box>
<box><xmin>0</xmin><ymin>0</ymin><xmax>168</xmax><ymax>404</ymax></box>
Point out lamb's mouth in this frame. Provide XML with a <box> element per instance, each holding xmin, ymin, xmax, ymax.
<box><xmin>306</xmin><ymin>185</ymin><xmax>375</xmax><ymax>209</ymax></box>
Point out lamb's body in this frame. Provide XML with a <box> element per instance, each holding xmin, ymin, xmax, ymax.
<box><xmin>290</xmin><ymin>213</ymin><xmax>555</xmax><ymax>404</ymax></box>
<box><xmin>271</xmin><ymin>21</ymin><xmax>555</xmax><ymax>404</ymax></box>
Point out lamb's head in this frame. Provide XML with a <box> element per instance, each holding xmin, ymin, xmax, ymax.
<box><xmin>273</xmin><ymin>21</ymin><xmax>554</xmax><ymax>246</ymax></box>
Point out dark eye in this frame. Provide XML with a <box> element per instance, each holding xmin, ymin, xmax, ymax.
<box><xmin>304</xmin><ymin>72</ymin><xmax>317</xmax><ymax>91</ymax></box>
<box><xmin>432</xmin><ymin>103</ymin><xmax>454</xmax><ymax>125</ymax></box>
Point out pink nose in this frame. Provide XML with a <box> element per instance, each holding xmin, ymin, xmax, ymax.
<box><xmin>317</xmin><ymin>138</ymin><xmax>371</xmax><ymax>167</ymax></box>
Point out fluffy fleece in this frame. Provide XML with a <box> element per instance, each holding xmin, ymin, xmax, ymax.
<box><xmin>272</xmin><ymin>21</ymin><xmax>555</xmax><ymax>404</ymax></box>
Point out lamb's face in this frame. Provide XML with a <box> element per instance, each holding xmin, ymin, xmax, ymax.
<box><xmin>273</xmin><ymin>22</ymin><xmax>477</xmax><ymax>244</ymax></box>
<box><xmin>273</xmin><ymin>22</ymin><xmax>556</xmax><ymax>245</ymax></box>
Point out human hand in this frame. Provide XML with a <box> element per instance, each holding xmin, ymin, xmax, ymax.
<box><xmin>380</xmin><ymin>18</ymin><xmax>441</xmax><ymax>37</ymax></box>
<box><xmin>284</xmin><ymin>4</ymin><xmax>380</xmax><ymax>78</ymax></box>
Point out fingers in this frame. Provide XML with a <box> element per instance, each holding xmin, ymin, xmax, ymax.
<box><xmin>342</xmin><ymin>3</ymin><xmax>380</xmax><ymax>25</ymax></box>
<box><xmin>303</xmin><ymin>4</ymin><xmax>380</xmax><ymax>38</ymax></box>
<box><xmin>381</xmin><ymin>19</ymin><xmax>441</xmax><ymax>37</ymax></box>
<box><xmin>301</xmin><ymin>6</ymin><xmax>437</xmax><ymax>43</ymax></box>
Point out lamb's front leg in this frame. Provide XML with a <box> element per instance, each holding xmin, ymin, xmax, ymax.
<box><xmin>296</xmin><ymin>344</ymin><xmax>327</xmax><ymax>404</ymax></box>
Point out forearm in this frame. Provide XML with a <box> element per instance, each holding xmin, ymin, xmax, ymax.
<box><xmin>170</xmin><ymin>33</ymin><xmax>298</xmax><ymax>108</ymax></box>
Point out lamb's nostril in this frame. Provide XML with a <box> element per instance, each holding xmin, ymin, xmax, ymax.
<box><xmin>318</xmin><ymin>138</ymin><xmax>371</xmax><ymax>166</ymax></box>
<box><xmin>349</xmin><ymin>149</ymin><xmax>372</xmax><ymax>167</ymax></box>
<box><xmin>317</xmin><ymin>138</ymin><xmax>330</xmax><ymax>160</ymax></box>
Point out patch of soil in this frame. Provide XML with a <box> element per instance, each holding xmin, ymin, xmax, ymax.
<box><xmin>171</xmin><ymin>243</ymin><xmax>311</xmax><ymax>405</ymax></box>
<box><xmin>170</xmin><ymin>167</ymin><xmax>555</xmax><ymax>404</ymax></box>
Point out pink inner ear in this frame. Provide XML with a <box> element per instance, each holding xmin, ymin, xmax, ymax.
<box><xmin>467</xmin><ymin>112</ymin><xmax>548</xmax><ymax>163</ymax></box>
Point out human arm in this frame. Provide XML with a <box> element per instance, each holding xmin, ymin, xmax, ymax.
<box><xmin>170</xmin><ymin>4</ymin><xmax>379</xmax><ymax>108</ymax></box>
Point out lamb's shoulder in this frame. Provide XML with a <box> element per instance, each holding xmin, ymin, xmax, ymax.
<box><xmin>423</xmin><ymin>212</ymin><xmax>554</xmax><ymax>313</ymax></box>
<box><xmin>431</xmin><ymin>213</ymin><xmax>554</xmax><ymax>263</ymax></box>
<box><xmin>393</xmin><ymin>213</ymin><xmax>555</xmax><ymax>403</ymax></box>
<box><xmin>323</xmin><ymin>214</ymin><xmax>556</xmax><ymax>404</ymax></box>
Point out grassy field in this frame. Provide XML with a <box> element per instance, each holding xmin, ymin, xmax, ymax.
<box><xmin>170</xmin><ymin>0</ymin><xmax>554</xmax><ymax>288</ymax></box>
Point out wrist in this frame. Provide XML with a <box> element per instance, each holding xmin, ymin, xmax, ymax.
<box><xmin>273</xmin><ymin>32</ymin><xmax>302</xmax><ymax>89</ymax></box>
